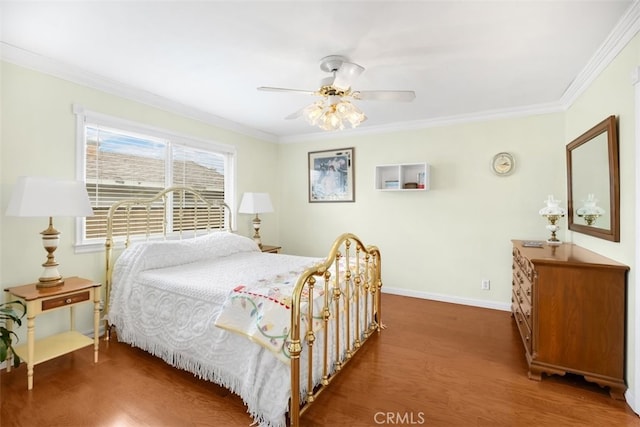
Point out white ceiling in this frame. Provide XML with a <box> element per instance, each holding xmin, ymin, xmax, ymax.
<box><xmin>1</xmin><ymin>1</ymin><xmax>637</xmax><ymax>142</ymax></box>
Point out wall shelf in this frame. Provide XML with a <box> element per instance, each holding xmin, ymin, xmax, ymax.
<box><xmin>375</xmin><ymin>163</ymin><xmax>430</xmax><ymax>191</ymax></box>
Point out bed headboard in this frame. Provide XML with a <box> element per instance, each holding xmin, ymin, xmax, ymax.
<box><xmin>103</xmin><ymin>186</ymin><xmax>232</xmax><ymax>326</ymax></box>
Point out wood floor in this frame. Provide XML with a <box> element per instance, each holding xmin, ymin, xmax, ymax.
<box><xmin>2</xmin><ymin>294</ymin><xmax>639</xmax><ymax>426</ymax></box>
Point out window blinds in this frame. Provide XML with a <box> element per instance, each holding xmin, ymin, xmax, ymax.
<box><xmin>84</xmin><ymin>124</ymin><xmax>226</xmax><ymax>240</ymax></box>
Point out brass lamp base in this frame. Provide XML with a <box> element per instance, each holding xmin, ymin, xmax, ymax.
<box><xmin>252</xmin><ymin>214</ymin><xmax>263</xmax><ymax>248</ymax></box>
<box><xmin>37</xmin><ymin>217</ymin><xmax>64</xmax><ymax>288</ymax></box>
<box><xmin>543</xmin><ymin>214</ymin><xmax>563</xmax><ymax>246</ymax></box>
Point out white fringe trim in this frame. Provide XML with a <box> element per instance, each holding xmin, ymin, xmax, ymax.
<box><xmin>114</xmin><ymin>325</ymin><xmax>286</xmax><ymax>427</ymax></box>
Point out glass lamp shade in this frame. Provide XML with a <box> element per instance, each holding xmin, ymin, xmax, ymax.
<box><xmin>538</xmin><ymin>195</ymin><xmax>566</xmax><ymax>217</ymax></box>
<box><xmin>302</xmin><ymin>98</ymin><xmax>367</xmax><ymax>131</ymax></box>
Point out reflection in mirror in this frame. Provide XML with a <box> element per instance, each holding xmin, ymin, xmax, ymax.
<box><xmin>571</xmin><ymin>132</ymin><xmax>610</xmax><ymax>229</ymax></box>
<box><xmin>576</xmin><ymin>194</ymin><xmax>606</xmax><ymax>226</ymax></box>
<box><xmin>566</xmin><ymin>115</ymin><xmax>620</xmax><ymax>242</ymax></box>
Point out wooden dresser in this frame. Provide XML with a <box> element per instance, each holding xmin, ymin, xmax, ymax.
<box><xmin>511</xmin><ymin>240</ymin><xmax>629</xmax><ymax>399</ymax></box>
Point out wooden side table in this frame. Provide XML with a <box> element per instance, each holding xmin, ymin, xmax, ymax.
<box><xmin>4</xmin><ymin>276</ymin><xmax>101</xmax><ymax>390</ymax></box>
<box><xmin>260</xmin><ymin>245</ymin><xmax>281</xmax><ymax>254</ymax></box>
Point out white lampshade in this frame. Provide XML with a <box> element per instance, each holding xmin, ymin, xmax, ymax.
<box><xmin>238</xmin><ymin>192</ymin><xmax>274</xmax><ymax>215</ymax></box>
<box><xmin>6</xmin><ymin>176</ymin><xmax>94</xmax><ymax>218</ymax></box>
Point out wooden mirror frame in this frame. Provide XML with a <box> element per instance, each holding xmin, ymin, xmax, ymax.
<box><xmin>566</xmin><ymin>115</ymin><xmax>620</xmax><ymax>242</ymax></box>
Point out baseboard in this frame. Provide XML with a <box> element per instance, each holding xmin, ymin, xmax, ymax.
<box><xmin>382</xmin><ymin>286</ymin><xmax>511</xmax><ymax>312</ymax></box>
<box><xmin>625</xmin><ymin>389</ymin><xmax>638</xmax><ymax>416</ymax></box>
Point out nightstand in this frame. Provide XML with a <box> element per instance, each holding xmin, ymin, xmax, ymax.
<box><xmin>4</xmin><ymin>276</ymin><xmax>101</xmax><ymax>390</ymax></box>
<box><xmin>260</xmin><ymin>245</ymin><xmax>281</xmax><ymax>254</ymax></box>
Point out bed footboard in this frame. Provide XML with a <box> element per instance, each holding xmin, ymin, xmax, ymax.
<box><xmin>288</xmin><ymin>233</ymin><xmax>382</xmax><ymax>426</ymax></box>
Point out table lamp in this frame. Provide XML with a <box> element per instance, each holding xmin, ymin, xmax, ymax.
<box><xmin>5</xmin><ymin>176</ymin><xmax>94</xmax><ymax>287</ymax></box>
<box><xmin>539</xmin><ymin>194</ymin><xmax>566</xmax><ymax>246</ymax></box>
<box><xmin>238</xmin><ymin>192</ymin><xmax>273</xmax><ymax>248</ymax></box>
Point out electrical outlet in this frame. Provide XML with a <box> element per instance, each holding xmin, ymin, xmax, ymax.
<box><xmin>481</xmin><ymin>279</ymin><xmax>490</xmax><ymax>290</ymax></box>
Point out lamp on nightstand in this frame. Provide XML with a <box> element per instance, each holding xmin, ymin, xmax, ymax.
<box><xmin>238</xmin><ymin>192</ymin><xmax>273</xmax><ymax>248</ymax></box>
<box><xmin>5</xmin><ymin>176</ymin><xmax>94</xmax><ymax>288</ymax></box>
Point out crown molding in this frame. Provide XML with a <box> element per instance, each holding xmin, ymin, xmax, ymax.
<box><xmin>560</xmin><ymin>0</ymin><xmax>640</xmax><ymax>108</ymax></box>
<box><xmin>0</xmin><ymin>42</ymin><xmax>278</xmax><ymax>143</ymax></box>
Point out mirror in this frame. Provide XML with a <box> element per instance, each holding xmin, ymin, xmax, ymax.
<box><xmin>566</xmin><ymin>115</ymin><xmax>620</xmax><ymax>242</ymax></box>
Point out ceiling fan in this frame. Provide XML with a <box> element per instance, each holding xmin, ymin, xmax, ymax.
<box><xmin>257</xmin><ymin>55</ymin><xmax>416</xmax><ymax>130</ymax></box>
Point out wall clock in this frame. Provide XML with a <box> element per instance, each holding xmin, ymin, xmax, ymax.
<box><xmin>491</xmin><ymin>152</ymin><xmax>515</xmax><ymax>176</ymax></box>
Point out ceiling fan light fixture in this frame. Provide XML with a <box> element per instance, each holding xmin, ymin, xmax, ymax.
<box><xmin>320</xmin><ymin>108</ymin><xmax>344</xmax><ymax>131</ymax></box>
<box><xmin>303</xmin><ymin>101</ymin><xmax>325</xmax><ymax>125</ymax></box>
<box><xmin>335</xmin><ymin>100</ymin><xmax>366</xmax><ymax>129</ymax></box>
<box><xmin>259</xmin><ymin>54</ymin><xmax>415</xmax><ymax>131</ymax></box>
<box><xmin>302</xmin><ymin>98</ymin><xmax>366</xmax><ymax>131</ymax></box>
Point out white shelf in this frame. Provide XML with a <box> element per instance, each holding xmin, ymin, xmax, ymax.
<box><xmin>375</xmin><ymin>163</ymin><xmax>430</xmax><ymax>191</ymax></box>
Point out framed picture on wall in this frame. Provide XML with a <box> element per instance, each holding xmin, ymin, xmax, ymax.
<box><xmin>308</xmin><ymin>147</ymin><xmax>355</xmax><ymax>203</ymax></box>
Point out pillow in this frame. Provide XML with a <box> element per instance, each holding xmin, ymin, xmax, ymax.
<box><xmin>123</xmin><ymin>231</ymin><xmax>260</xmax><ymax>272</ymax></box>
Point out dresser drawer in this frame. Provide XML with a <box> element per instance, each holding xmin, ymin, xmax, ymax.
<box><xmin>512</xmin><ymin>295</ymin><xmax>532</xmax><ymax>355</ymax></box>
<box><xmin>517</xmin><ymin>291</ymin><xmax>532</xmax><ymax>331</ymax></box>
<box><xmin>513</xmin><ymin>265</ymin><xmax>532</xmax><ymax>306</ymax></box>
<box><xmin>513</xmin><ymin>247</ymin><xmax>535</xmax><ymax>283</ymax></box>
<box><xmin>42</xmin><ymin>291</ymin><xmax>90</xmax><ymax>311</ymax></box>
<box><xmin>512</xmin><ymin>273</ymin><xmax>532</xmax><ymax>332</ymax></box>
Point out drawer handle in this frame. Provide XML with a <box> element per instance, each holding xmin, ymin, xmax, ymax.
<box><xmin>65</xmin><ymin>298</ymin><xmax>72</xmax><ymax>304</ymax></box>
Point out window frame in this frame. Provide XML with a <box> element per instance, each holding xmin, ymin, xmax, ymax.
<box><xmin>74</xmin><ymin>105</ymin><xmax>237</xmax><ymax>253</ymax></box>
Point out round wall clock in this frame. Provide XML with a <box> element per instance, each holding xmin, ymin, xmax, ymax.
<box><xmin>491</xmin><ymin>152</ymin><xmax>515</xmax><ymax>176</ymax></box>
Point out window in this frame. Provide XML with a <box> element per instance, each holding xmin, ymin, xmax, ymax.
<box><xmin>75</xmin><ymin>106</ymin><xmax>236</xmax><ymax>249</ymax></box>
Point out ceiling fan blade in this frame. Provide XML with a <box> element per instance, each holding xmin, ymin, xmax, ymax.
<box><xmin>285</xmin><ymin>107</ymin><xmax>306</xmax><ymax>120</ymax></box>
<box><xmin>332</xmin><ymin>62</ymin><xmax>365</xmax><ymax>90</ymax></box>
<box><xmin>352</xmin><ymin>90</ymin><xmax>416</xmax><ymax>102</ymax></box>
<box><xmin>257</xmin><ymin>86</ymin><xmax>316</xmax><ymax>95</ymax></box>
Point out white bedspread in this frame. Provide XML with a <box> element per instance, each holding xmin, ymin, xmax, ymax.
<box><xmin>107</xmin><ymin>232</ymin><xmax>322</xmax><ymax>427</ymax></box>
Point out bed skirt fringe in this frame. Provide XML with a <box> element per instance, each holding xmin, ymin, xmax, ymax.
<box><xmin>114</xmin><ymin>326</ymin><xmax>286</xmax><ymax>427</ymax></box>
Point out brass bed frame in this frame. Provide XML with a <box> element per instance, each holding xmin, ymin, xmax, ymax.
<box><xmin>103</xmin><ymin>186</ymin><xmax>383</xmax><ymax>427</ymax></box>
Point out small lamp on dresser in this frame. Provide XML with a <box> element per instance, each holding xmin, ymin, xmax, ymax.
<box><xmin>539</xmin><ymin>194</ymin><xmax>566</xmax><ymax>246</ymax></box>
<box><xmin>5</xmin><ymin>176</ymin><xmax>94</xmax><ymax>288</ymax></box>
<box><xmin>238</xmin><ymin>192</ymin><xmax>273</xmax><ymax>248</ymax></box>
